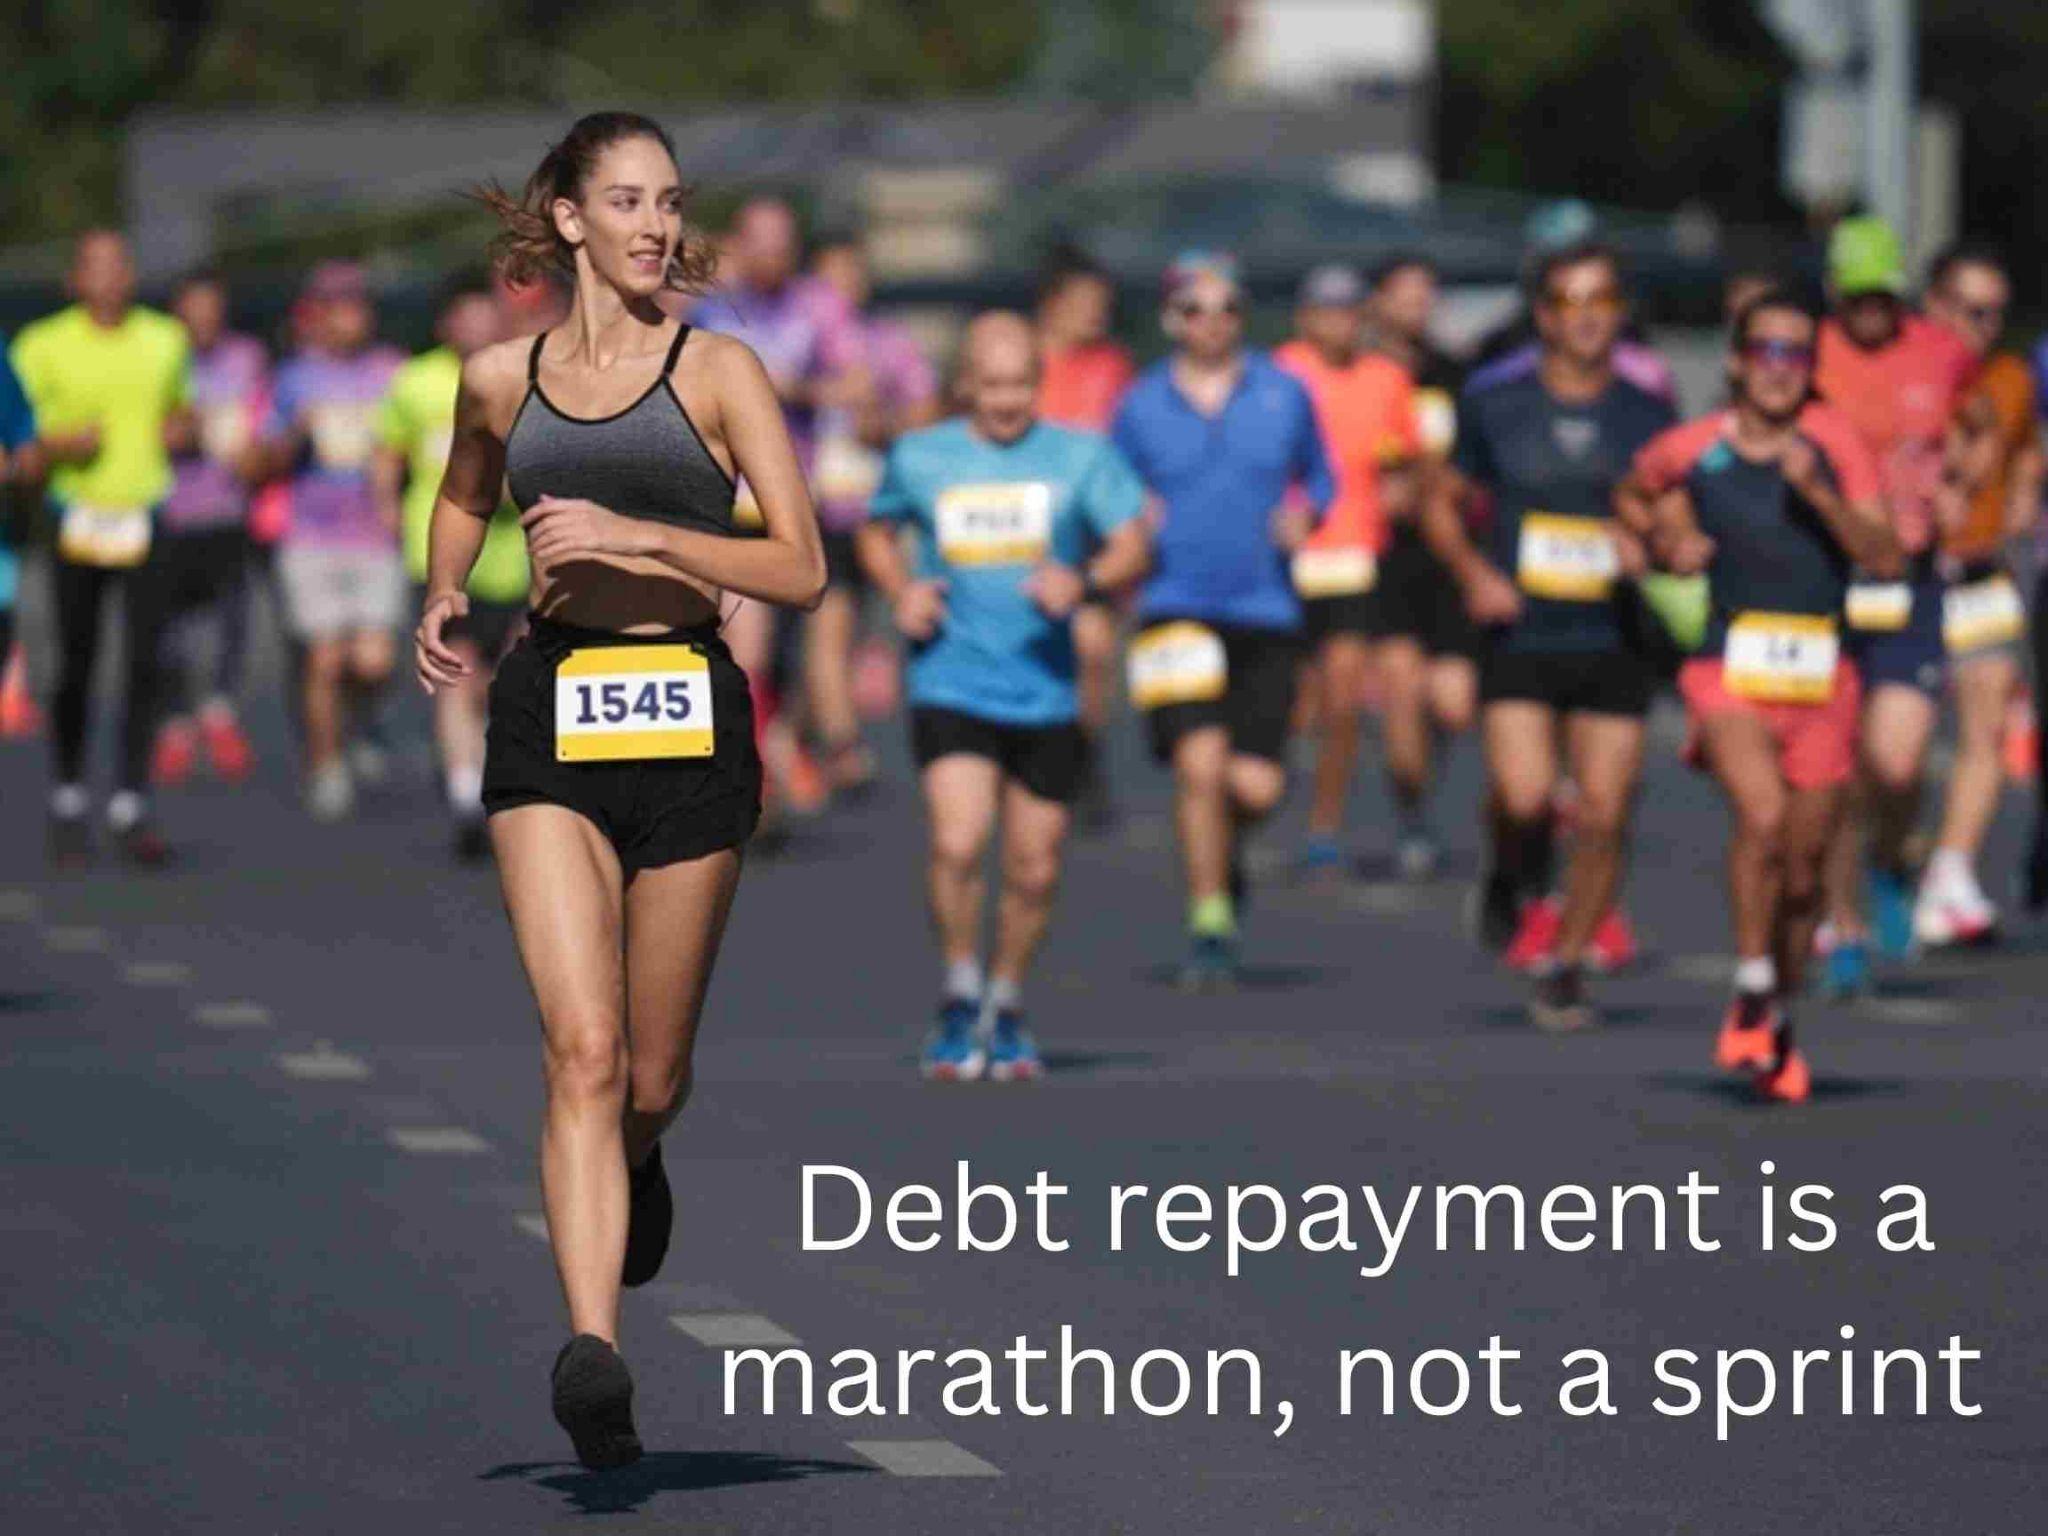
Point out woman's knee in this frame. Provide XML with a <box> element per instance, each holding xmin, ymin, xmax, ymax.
<box><xmin>630</xmin><ymin>1056</ymin><xmax>693</xmax><ymax>1123</ymax></box>
<box><xmin>545</xmin><ymin>1018</ymin><xmax>627</xmax><ymax>1106</ymax></box>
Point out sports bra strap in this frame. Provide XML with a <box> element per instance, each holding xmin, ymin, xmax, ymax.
<box><xmin>526</xmin><ymin>332</ymin><xmax>546</xmax><ymax>384</ymax></box>
<box><xmin>663</xmin><ymin>324</ymin><xmax>691</xmax><ymax>374</ymax></box>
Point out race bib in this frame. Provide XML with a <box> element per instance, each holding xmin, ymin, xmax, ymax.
<box><xmin>200</xmin><ymin>402</ymin><xmax>251</xmax><ymax>463</ymax></box>
<box><xmin>935</xmin><ymin>482</ymin><xmax>1053</xmax><ymax>567</ymax></box>
<box><xmin>1127</xmin><ymin>622</ymin><xmax>1227</xmax><ymax>711</ymax></box>
<box><xmin>1292</xmin><ymin>545</ymin><xmax>1378</xmax><ymax>599</ymax></box>
<box><xmin>555</xmin><ymin>646</ymin><xmax>714</xmax><ymax>763</ymax></box>
<box><xmin>1415</xmin><ymin>388</ymin><xmax>1456</xmax><ymax>458</ymax></box>
<box><xmin>813</xmin><ymin>430</ymin><xmax>882</xmax><ymax>507</ymax></box>
<box><xmin>1943</xmin><ymin>573</ymin><xmax>2025</xmax><ymax>654</ymax></box>
<box><xmin>307</xmin><ymin>402</ymin><xmax>377</xmax><ymax>471</ymax></box>
<box><xmin>1516</xmin><ymin>513</ymin><xmax>1617</xmax><ymax>602</ymax></box>
<box><xmin>58</xmin><ymin>503</ymin><xmax>152</xmax><ymax>569</ymax></box>
<box><xmin>1724</xmin><ymin>612</ymin><xmax>1839</xmax><ymax>704</ymax></box>
<box><xmin>1845</xmin><ymin>581</ymin><xmax>1911</xmax><ymax>633</ymax></box>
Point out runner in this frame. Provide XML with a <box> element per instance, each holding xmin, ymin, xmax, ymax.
<box><xmin>806</xmin><ymin>232</ymin><xmax>940</xmax><ymax>794</ymax></box>
<box><xmin>1112</xmin><ymin>253</ymin><xmax>1334</xmax><ymax>989</ymax></box>
<box><xmin>1917</xmin><ymin>246</ymin><xmax>2038</xmax><ymax>943</ymax></box>
<box><xmin>10</xmin><ymin>230</ymin><xmax>191</xmax><ymax>866</ymax></box>
<box><xmin>420</xmin><ymin>111</ymin><xmax>823</xmax><ymax>1468</ymax></box>
<box><xmin>1812</xmin><ymin>217</ymin><xmax>1984</xmax><ymax>989</ymax></box>
<box><xmin>1035</xmin><ymin>250</ymin><xmax>1137</xmax><ymax>825</ymax></box>
<box><xmin>1365</xmin><ymin>254</ymin><xmax>1480</xmax><ymax>877</ymax></box>
<box><xmin>262</xmin><ymin>262</ymin><xmax>405</xmax><ymax>820</ymax></box>
<box><xmin>1420</xmin><ymin>242</ymin><xmax>1676</xmax><ymax>1030</ymax></box>
<box><xmin>376</xmin><ymin>274</ymin><xmax>531</xmax><ymax>860</ymax></box>
<box><xmin>857</xmin><ymin>311</ymin><xmax>1148</xmax><ymax>1078</ymax></box>
<box><xmin>1625</xmin><ymin>291</ymin><xmax>1898</xmax><ymax>1101</ymax></box>
<box><xmin>1273</xmin><ymin>264</ymin><xmax>1423</xmax><ymax>874</ymax></box>
<box><xmin>153</xmin><ymin>269</ymin><xmax>265</xmax><ymax>788</ymax></box>
<box><xmin>0</xmin><ymin>337</ymin><xmax>34</xmax><ymax>691</ymax></box>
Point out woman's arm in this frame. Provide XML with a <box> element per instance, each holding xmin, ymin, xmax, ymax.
<box><xmin>415</xmin><ymin>350</ymin><xmax>511</xmax><ymax>691</ymax></box>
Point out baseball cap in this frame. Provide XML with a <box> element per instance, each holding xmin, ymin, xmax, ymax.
<box><xmin>1827</xmin><ymin>217</ymin><xmax>1907</xmax><ymax>298</ymax></box>
<box><xmin>1298</xmin><ymin>264</ymin><xmax>1365</xmax><ymax>309</ymax></box>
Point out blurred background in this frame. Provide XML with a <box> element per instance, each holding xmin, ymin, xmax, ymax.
<box><xmin>1</xmin><ymin>0</ymin><xmax>2032</xmax><ymax>354</ymax></box>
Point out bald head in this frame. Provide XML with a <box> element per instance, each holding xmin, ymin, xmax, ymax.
<box><xmin>71</xmin><ymin>229</ymin><xmax>136</xmax><ymax>319</ymax></box>
<box><xmin>960</xmin><ymin>310</ymin><xmax>1041</xmax><ymax>444</ymax></box>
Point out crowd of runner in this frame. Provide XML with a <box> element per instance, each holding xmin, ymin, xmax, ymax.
<box><xmin>5</xmin><ymin>201</ymin><xmax>2046</xmax><ymax>1108</ymax></box>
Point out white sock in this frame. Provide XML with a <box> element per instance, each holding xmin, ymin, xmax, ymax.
<box><xmin>446</xmin><ymin>764</ymin><xmax>484</xmax><ymax>814</ymax></box>
<box><xmin>1926</xmin><ymin>848</ymin><xmax>1975</xmax><ymax>899</ymax></box>
<box><xmin>106</xmin><ymin>790</ymin><xmax>145</xmax><ymax>831</ymax></box>
<box><xmin>1733</xmin><ymin>956</ymin><xmax>1777</xmax><ymax>997</ymax></box>
<box><xmin>944</xmin><ymin>958</ymin><xmax>984</xmax><ymax>1003</ymax></box>
<box><xmin>51</xmin><ymin>783</ymin><xmax>89</xmax><ymax>820</ymax></box>
<box><xmin>987</xmin><ymin>975</ymin><xmax>1022</xmax><ymax>1012</ymax></box>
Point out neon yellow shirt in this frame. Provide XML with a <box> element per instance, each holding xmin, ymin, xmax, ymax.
<box><xmin>375</xmin><ymin>346</ymin><xmax>529</xmax><ymax>603</ymax></box>
<box><xmin>10</xmin><ymin>305</ymin><xmax>190</xmax><ymax>509</ymax></box>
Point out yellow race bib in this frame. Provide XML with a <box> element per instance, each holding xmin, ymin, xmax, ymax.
<box><xmin>813</xmin><ymin>430</ymin><xmax>883</xmax><ymax>507</ymax></box>
<box><xmin>1845</xmin><ymin>581</ymin><xmax>1911</xmax><ymax>633</ymax></box>
<box><xmin>307</xmin><ymin>402</ymin><xmax>377</xmax><ymax>472</ymax></box>
<box><xmin>1127</xmin><ymin>622</ymin><xmax>1227</xmax><ymax>711</ymax></box>
<box><xmin>200</xmin><ymin>402</ymin><xmax>251</xmax><ymax>464</ymax></box>
<box><xmin>1724</xmin><ymin>612</ymin><xmax>1839</xmax><ymax>704</ymax></box>
<box><xmin>935</xmin><ymin>482</ymin><xmax>1053</xmax><ymax>567</ymax></box>
<box><xmin>1943</xmin><ymin>574</ymin><xmax>2025</xmax><ymax>654</ymax></box>
<box><xmin>555</xmin><ymin>647</ymin><xmax>715</xmax><ymax>763</ymax></box>
<box><xmin>1517</xmin><ymin>513</ymin><xmax>1617</xmax><ymax>602</ymax></box>
<box><xmin>1292</xmin><ymin>546</ymin><xmax>1378</xmax><ymax>599</ymax></box>
<box><xmin>58</xmin><ymin>503</ymin><xmax>152</xmax><ymax>569</ymax></box>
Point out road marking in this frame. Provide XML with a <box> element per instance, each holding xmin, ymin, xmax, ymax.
<box><xmin>1346</xmin><ymin>883</ymin><xmax>1422</xmax><ymax>915</ymax></box>
<box><xmin>277</xmin><ymin>1045</ymin><xmax>372</xmax><ymax>1081</ymax></box>
<box><xmin>44</xmin><ymin>926</ymin><xmax>110</xmax><ymax>953</ymax></box>
<box><xmin>388</xmin><ymin>1126</ymin><xmax>491</xmax><ymax>1155</ymax></box>
<box><xmin>0</xmin><ymin>889</ymin><xmax>37</xmax><ymax>921</ymax></box>
<box><xmin>515</xmin><ymin>1213</ymin><xmax>550</xmax><ymax>1241</ymax></box>
<box><xmin>125</xmin><ymin>961</ymin><xmax>192</xmax><ymax>987</ymax></box>
<box><xmin>1862</xmin><ymin>996</ymin><xmax>1962</xmax><ymax>1026</ymax></box>
<box><xmin>1665</xmin><ymin>953</ymin><xmax>1733</xmax><ymax>985</ymax></box>
<box><xmin>847</xmin><ymin>1439</ymin><xmax>1000</xmax><ymax>1478</ymax></box>
<box><xmin>670</xmin><ymin>1312</ymin><xmax>800</xmax><ymax>1348</ymax></box>
<box><xmin>194</xmin><ymin>1002</ymin><xmax>271</xmax><ymax>1029</ymax></box>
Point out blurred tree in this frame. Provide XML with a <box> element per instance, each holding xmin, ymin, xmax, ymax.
<box><xmin>1922</xmin><ymin>1</ymin><xmax>2048</xmax><ymax>303</ymax></box>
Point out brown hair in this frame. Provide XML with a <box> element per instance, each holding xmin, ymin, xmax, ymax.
<box><xmin>476</xmin><ymin>112</ymin><xmax>717</xmax><ymax>294</ymax></box>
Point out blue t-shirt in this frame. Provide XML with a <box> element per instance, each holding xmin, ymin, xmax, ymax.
<box><xmin>1112</xmin><ymin>351</ymin><xmax>1333</xmax><ymax>631</ymax></box>
<box><xmin>0</xmin><ymin>338</ymin><xmax>35</xmax><ymax>610</ymax></box>
<box><xmin>869</xmin><ymin>418</ymin><xmax>1143</xmax><ymax>726</ymax></box>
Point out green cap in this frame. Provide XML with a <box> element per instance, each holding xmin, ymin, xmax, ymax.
<box><xmin>1827</xmin><ymin>216</ymin><xmax>1907</xmax><ymax>297</ymax></box>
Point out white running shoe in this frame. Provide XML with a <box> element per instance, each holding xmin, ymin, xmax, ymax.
<box><xmin>307</xmin><ymin>763</ymin><xmax>356</xmax><ymax>823</ymax></box>
<box><xmin>1913</xmin><ymin>879</ymin><xmax>1997</xmax><ymax>949</ymax></box>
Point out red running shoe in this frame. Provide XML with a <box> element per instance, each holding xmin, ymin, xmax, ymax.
<box><xmin>1754</xmin><ymin>1047</ymin><xmax>1812</xmax><ymax>1104</ymax></box>
<box><xmin>1586</xmin><ymin>907</ymin><xmax>1638</xmax><ymax>973</ymax></box>
<box><xmin>200</xmin><ymin>710</ymin><xmax>255</xmax><ymax>783</ymax></box>
<box><xmin>1505</xmin><ymin>896</ymin><xmax>1560</xmax><ymax>974</ymax></box>
<box><xmin>151</xmin><ymin>720</ymin><xmax>198</xmax><ymax>788</ymax></box>
<box><xmin>1714</xmin><ymin>994</ymin><xmax>1779</xmax><ymax>1072</ymax></box>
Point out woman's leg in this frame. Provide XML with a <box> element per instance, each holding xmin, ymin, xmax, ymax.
<box><xmin>491</xmin><ymin>804</ymin><xmax>631</xmax><ymax>1344</ymax></box>
<box><xmin>620</xmin><ymin>848</ymin><xmax>746</xmax><ymax>1170</ymax></box>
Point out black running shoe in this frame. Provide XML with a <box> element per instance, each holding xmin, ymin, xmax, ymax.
<box><xmin>1529</xmin><ymin>964</ymin><xmax>1595</xmax><ymax>1033</ymax></box>
<box><xmin>1472</xmin><ymin>872</ymin><xmax>1520</xmax><ymax>952</ymax></box>
<box><xmin>453</xmin><ymin>815</ymin><xmax>490</xmax><ymax>864</ymax></box>
<box><xmin>622</xmin><ymin>1144</ymin><xmax>673</xmax><ymax>1289</ymax></box>
<box><xmin>2025</xmin><ymin>820</ymin><xmax>2048</xmax><ymax>915</ymax></box>
<box><xmin>114</xmin><ymin>820</ymin><xmax>173</xmax><ymax>869</ymax></box>
<box><xmin>551</xmin><ymin>1335</ymin><xmax>642</xmax><ymax>1470</ymax></box>
<box><xmin>47</xmin><ymin>814</ymin><xmax>91</xmax><ymax>870</ymax></box>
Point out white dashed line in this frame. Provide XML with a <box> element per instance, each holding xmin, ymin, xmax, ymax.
<box><xmin>387</xmin><ymin>1126</ymin><xmax>491</xmax><ymax>1155</ymax></box>
<box><xmin>1861</xmin><ymin>996</ymin><xmax>1963</xmax><ymax>1026</ymax></box>
<box><xmin>125</xmin><ymin>962</ymin><xmax>192</xmax><ymax>987</ymax></box>
<box><xmin>847</xmin><ymin>1439</ymin><xmax>1001</xmax><ymax>1478</ymax></box>
<box><xmin>670</xmin><ymin>1312</ymin><xmax>801</xmax><ymax>1348</ymax></box>
<box><xmin>515</xmin><ymin>1213</ymin><xmax>550</xmax><ymax>1241</ymax></box>
<box><xmin>44</xmin><ymin>926</ymin><xmax>110</xmax><ymax>953</ymax></box>
<box><xmin>277</xmin><ymin>1045</ymin><xmax>372</xmax><ymax>1081</ymax></box>
<box><xmin>0</xmin><ymin>889</ymin><xmax>37</xmax><ymax>921</ymax></box>
<box><xmin>1346</xmin><ymin>883</ymin><xmax>1423</xmax><ymax>915</ymax></box>
<box><xmin>1665</xmin><ymin>953</ymin><xmax>1733</xmax><ymax>985</ymax></box>
<box><xmin>194</xmin><ymin>1002</ymin><xmax>271</xmax><ymax>1029</ymax></box>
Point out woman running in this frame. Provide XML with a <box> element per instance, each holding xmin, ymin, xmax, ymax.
<box><xmin>415</xmin><ymin>112</ymin><xmax>823</xmax><ymax>1469</ymax></box>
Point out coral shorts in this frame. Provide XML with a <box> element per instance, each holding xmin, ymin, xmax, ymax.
<box><xmin>1678</xmin><ymin>657</ymin><xmax>1861</xmax><ymax>792</ymax></box>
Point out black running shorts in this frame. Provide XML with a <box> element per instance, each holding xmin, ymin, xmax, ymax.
<box><xmin>910</xmin><ymin>706</ymin><xmax>1087</xmax><ymax>805</ymax></box>
<box><xmin>1135</xmin><ymin>618</ymin><xmax>1301</xmax><ymax>766</ymax></box>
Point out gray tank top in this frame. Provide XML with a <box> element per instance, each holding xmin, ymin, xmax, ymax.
<box><xmin>504</xmin><ymin>325</ymin><xmax>737</xmax><ymax>536</ymax></box>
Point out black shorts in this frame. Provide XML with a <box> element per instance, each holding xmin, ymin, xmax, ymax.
<box><xmin>483</xmin><ymin>614</ymin><xmax>762</xmax><ymax>874</ymax></box>
<box><xmin>156</xmin><ymin>525</ymin><xmax>248</xmax><ymax>614</ymax></box>
<box><xmin>412</xmin><ymin>582</ymin><xmax>525</xmax><ymax>663</ymax></box>
<box><xmin>820</xmin><ymin>527</ymin><xmax>868</xmax><ymax>593</ymax></box>
<box><xmin>910</xmin><ymin>705</ymin><xmax>1087</xmax><ymax>805</ymax></box>
<box><xmin>1136</xmin><ymin>619</ymin><xmax>1301</xmax><ymax>766</ymax></box>
<box><xmin>1301</xmin><ymin>593</ymin><xmax>1376</xmax><ymax>645</ymax></box>
<box><xmin>1369</xmin><ymin>524</ymin><xmax>1480</xmax><ymax>659</ymax></box>
<box><xmin>1480</xmin><ymin>642</ymin><xmax>1655</xmax><ymax>719</ymax></box>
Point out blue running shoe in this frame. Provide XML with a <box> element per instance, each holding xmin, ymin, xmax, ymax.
<box><xmin>1178</xmin><ymin>933</ymin><xmax>1240</xmax><ymax>993</ymax></box>
<box><xmin>985</xmin><ymin>1009</ymin><xmax>1044</xmax><ymax>1081</ymax></box>
<box><xmin>1870</xmin><ymin>870</ymin><xmax>1915</xmax><ymax>960</ymax></box>
<box><xmin>1299</xmin><ymin>836</ymin><xmax>1343</xmax><ymax>876</ymax></box>
<box><xmin>920</xmin><ymin>999</ymin><xmax>986</xmax><ymax>1081</ymax></box>
<box><xmin>1821</xmin><ymin>938</ymin><xmax>1872</xmax><ymax>1000</ymax></box>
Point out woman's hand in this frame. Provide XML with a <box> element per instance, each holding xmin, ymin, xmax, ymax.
<box><xmin>520</xmin><ymin>496</ymin><xmax>656</xmax><ymax>565</ymax></box>
<box><xmin>415</xmin><ymin>590</ymin><xmax>472</xmax><ymax>695</ymax></box>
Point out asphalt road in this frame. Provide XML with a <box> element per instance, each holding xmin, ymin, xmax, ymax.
<box><xmin>3</xmin><ymin>675</ymin><xmax>2043</xmax><ymax>1535</ymax></box>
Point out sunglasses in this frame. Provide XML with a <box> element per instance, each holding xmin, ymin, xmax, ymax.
<box><xmin>1742</xmin><ymin>339</ymin><xmax>1814</xmax><ymax>368</ymax></box>
<box><xmin>1173</xmin><ymin>296</ymin><xmax>1243</xmax><ymax>320</ymax></box>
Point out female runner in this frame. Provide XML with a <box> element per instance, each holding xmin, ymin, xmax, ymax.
<box><xmin>415</xmin><ymin>112</ymin><xmax>823</xmax><ymax>1468</ymax></box>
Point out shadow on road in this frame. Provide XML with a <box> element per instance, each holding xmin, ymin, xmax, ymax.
<box><xmin>1642</xmin><ymin>1071</ymin><xmax>1918</xmax><ymax>1104</ymax></box>
<box><xmin>1139</xmin><ymin>962</ymin><xmax>1340</xmax><ymax>992</ymax></box>
<box><xmin>1040</xmin><ymin>1048</ymin><xmax>1161</xmax><ymax>1074</ymax></box>
<box><xmin>1473</xmin><ymin>1003</ymin><xmax>1663</xmax><ymax>1031</ymax></box>
<box><xmin>481</xmin><ymin>1450</ymin><xmax>874</xmax><ymax>1513</ymax></box>
<box><xmin>0</xmin><ymin>988</ymin><xmax>65</xmax><ymax>1014</ymax></box>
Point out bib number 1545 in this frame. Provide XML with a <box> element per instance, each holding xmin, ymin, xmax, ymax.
<box><xmin>555</xmin><ymin>646</ymin><xmax>715</xmax><ymax>762</ymax></box>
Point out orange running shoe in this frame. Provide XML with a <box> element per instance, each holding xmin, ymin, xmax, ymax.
<box><xmin>200</xmin><ymin>710</ymin><xmax>255</xmax><ymax>783</ymax></box>
<box><xmin>0</xmin><ymin>647</ymin><xmax>41</xmax><ymax>738</ymax></box>
<box><xmin>151</xmin><ymin>720</ymin><xmax>198</xmax><ymax>787</ymax></box>
<box><xmin>1586</xmin><ymin>907</ymin><xmax>1638</xmax><ymax>973</ymax></box>
<box><xmin>1714</xmin><ymin>994</ymin><xmax>1778</xmax><ymax>1071</ymax></box>
<box><xmin>1754</xmin><ymin>1047</ymin><xmax>1812</xmax><ymax>1104</ymax></box>
<box><xmin>1504</xmin><ymin>896</ymin><xmax>1560</xmax><ymax>973</ymax></box>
